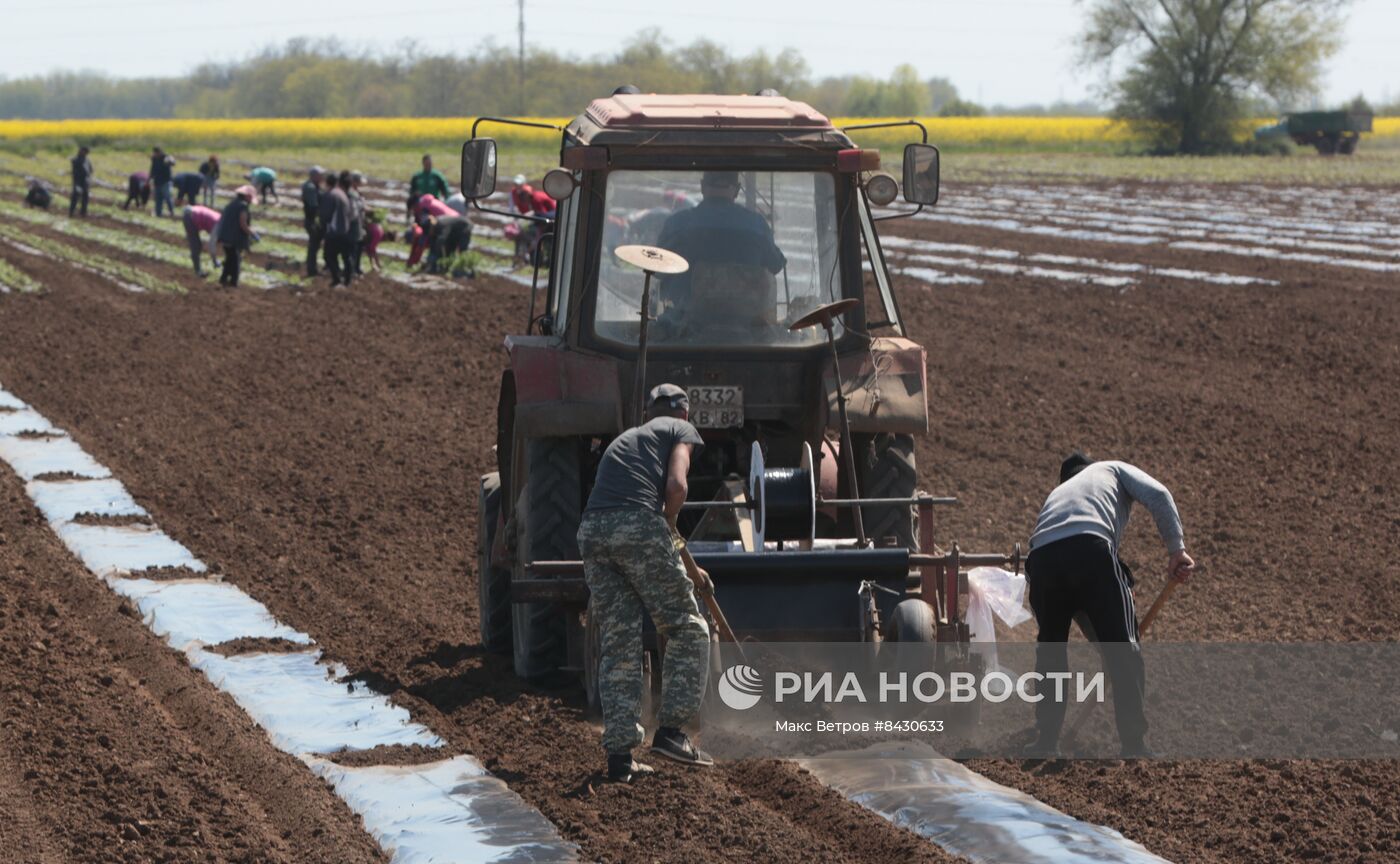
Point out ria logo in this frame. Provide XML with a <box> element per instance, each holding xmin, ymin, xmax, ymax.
<box><xmin>717</xmin><ymin>664</ymin><xmax>763</xmax><ymax>710</ymax></box>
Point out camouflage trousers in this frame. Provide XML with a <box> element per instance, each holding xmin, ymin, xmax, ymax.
<box><xmin>578</xmin><ymin>508</ymin><xmax>711</xmax><ymax>754</ymax></box>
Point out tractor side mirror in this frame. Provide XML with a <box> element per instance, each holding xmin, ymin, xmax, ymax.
<box><xmin>460</xmin><ymin>138</ymin><xmax>498</xmax><ymax>199</ymax></box>
<box><xmin>902</xmin><ymin>143</ymin><xmax>939</xmax><ymax>206</ymax></box>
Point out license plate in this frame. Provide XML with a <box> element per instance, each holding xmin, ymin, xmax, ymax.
<box><xmin>687</xmin><ymin>386</ymin><xmax>744</xmax><ymax>428</ymax></box>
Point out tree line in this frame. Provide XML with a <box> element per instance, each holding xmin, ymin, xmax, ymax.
<box><xmin>1078</xmin><ymin>0</ymin><xmax>1388</xmax><ymax>154</ymax></box>
<box><xmin>0</xmin><ymin>32</ymin><xmax>1034</xmax><ymax>120</ymax></box>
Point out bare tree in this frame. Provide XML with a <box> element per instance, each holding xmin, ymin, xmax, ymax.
<box><xmin>1079</xmin><ymin>0</ymin><xmax>1348</xmax><ymax>153</ymax></box>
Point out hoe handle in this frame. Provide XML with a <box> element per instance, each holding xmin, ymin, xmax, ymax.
<box><xmin>1137</xmin><ymin>577</ymin><xmax>1179</xmax><ymax>634</ymax></box>
<box><xmin>677</xmin><ymin>541</ymin><xmax>745</xmax><ymax>658</ymax></box>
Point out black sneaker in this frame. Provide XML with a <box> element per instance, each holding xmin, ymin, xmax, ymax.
<box><xmin>650</xmin><ymin>727</ymin><xmax>714</xmax><ymax>767</ymax></box>
<box><xmin>606</xmin><ymin>753</ymin><xmax>654</xmax><ymax>783</ymax></box>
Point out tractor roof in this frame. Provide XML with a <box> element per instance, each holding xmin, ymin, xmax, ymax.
<box><xmin>566</xmin><ymin>93</ymin><xmax>851</xmax><ymax>150</ymax></box>
<box><xmin>585</xmin><ymin>93</ymin><xmax>832</xmax><ymax>130</ymax></box>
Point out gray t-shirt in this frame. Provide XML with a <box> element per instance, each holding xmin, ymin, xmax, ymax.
<box><xmin>585</xmin><ymin>417</ymin><xmax>704</xmax><ymax>513</ymax></box>
<box><xmin>1030</xmin><ymin>461</ymin><xmax>1185</xmax><ymax>553</ymax></box>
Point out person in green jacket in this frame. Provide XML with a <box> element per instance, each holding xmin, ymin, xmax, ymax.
<box><xmin>407</xmin><ymin>154</ymin><xmax>449</xmax><ymax>220</ymax></box>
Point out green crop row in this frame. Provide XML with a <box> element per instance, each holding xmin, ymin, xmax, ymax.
<box><xmin>0</xmin><ymin>219</ymin><xmax>181</xmax><ymax>294</ymax></box>
<box><xmin>0</xmin><ymin>253</ymin><xmax>41</xmax><ymax>292</ymax></box>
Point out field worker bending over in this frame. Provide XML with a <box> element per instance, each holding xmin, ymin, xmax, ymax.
<box><xmin>123</xmin><ymin>172</ymin><xmax>150</xmax><ymax>210</ymax></box>
<box><xmin>181</xmin><ymin>204</ymin><xmax>221</xmax><ymax>276</ymax></box>
<box><xmin>577</xmin><ymin>384</ymin><xmax>713</xmax><ymax>783</ymax></box>
<box><xmin>24</xmin><ymin>180</ymin><xmax>51</xmax><ymax>209</ymax></box>
<box><xmin>172</xmin><ymin>172</ymin><xmax>205</xmax><ymax>207</ymax></box>
<box><xmin>1025</xmin><ymin>453</ymin><xmax>1195</xmax><ymax>759</ymax></box>
<box><xmin>246</xmin><ymin>167</ymin><xmax>278</xmax><ymax>204</ymax></box>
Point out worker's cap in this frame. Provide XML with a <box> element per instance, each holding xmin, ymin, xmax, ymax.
<box><xmin>234</xmin><ymin>184</ymin><xmax>257</xmax><ymax>199</ymax></box>
<box><xmin>309</xmin><ymin>165</ymin><xmax>324</xmax><ymax>176</ymax></box>
<box><xmin>350</xmin><ymin>171</ymin><xmax>365</xmax><ymax>183</ymax></box>
<box><xmin>513</xmin><ymin>174</ymin><xmax>527</xmax><ymax>186</ymax></box>
<box><xmin>647</xmin><ymin>383</ymin><xmax>689</xmax><ymax>414</ymax></box>
<box><xmin>701</xmin><ymin>170</ymin><xmax>739</xmax><ymax>188</ymax></box>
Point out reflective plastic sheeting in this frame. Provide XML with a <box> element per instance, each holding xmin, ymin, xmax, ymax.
<box><xmin>55</xmin><ymin>522</ymin><xmax>206</xmax><ymax>576</ymax></box>
<box><xmin>305</xmin><ymin>756</ymin><xmax>580</xmax><ymax>863</ymax></box>
<box><xmin>0</xmin><ymin>409</ymin><xmax>58</xmax><ymax>436</ymax></box>
<box><xmin>801</xmin><ymin>743</ymin><xmax>1172</xmax><ymax>864</ymax></box>
<box><xmin>108</xmin><ymin>578</ymin><xmax>312</xmax><ymax>651</ymax></box>
<box><xmin>25</xmin><ymin>477</ymin><xmax>147</xmax><ymax>524</ymax></box>
<box><xmin>189</xmin><ymin>649</ymin><xmax>444</xmax><ymax>755</ymax></box>
<box><xmin>0</xmin><ymin>435</ymin><xmax>112</xmax><ymax>481</ymax></box>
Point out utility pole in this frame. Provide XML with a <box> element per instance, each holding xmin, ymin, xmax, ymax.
<box><xmin>517</xmin><ymin>0</ymin><xmax>525</xmax><ymax>115</ymax></box>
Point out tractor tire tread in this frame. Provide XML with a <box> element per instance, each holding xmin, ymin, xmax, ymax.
<box><xmin>478</xmin><ymin>473</ymin><xmax>512</xmax><ymax>654</ymax></box>
<box><xmin>513</xmin><ymin>437</ymin><xmax>582</xmax><ymax>680</ymax></box>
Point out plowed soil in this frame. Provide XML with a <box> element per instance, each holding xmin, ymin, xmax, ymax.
<box><xmin>2</xmin><ymin>181</ymin><xmax>1398</xmax><ymax>863</ymax></box>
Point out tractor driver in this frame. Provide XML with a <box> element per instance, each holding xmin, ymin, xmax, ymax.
<box><xmin>576</xmin><ymin>383</ymin><xmax>714</xmax><ymax>783</ymax></box>
<box><xmin>653</xmin><ymin>171</ymin><xmax>786</xmax><ymax>339</ymax></box>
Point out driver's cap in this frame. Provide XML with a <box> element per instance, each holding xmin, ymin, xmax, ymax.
<box><xmin>647</xmin><ymin>383</ymin><xmax>689</xmax><ymax>414</ymax></box>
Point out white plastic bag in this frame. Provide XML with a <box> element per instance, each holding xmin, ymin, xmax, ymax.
<box><xmin>966</xmin><ymin>566</ymin><xmax>1033</xmax><ymax>641</ymax></box>
<box><xmin>965</xmin><ymin>567</ymin><xmax>1033</xmax><ymax>673</ymax></box>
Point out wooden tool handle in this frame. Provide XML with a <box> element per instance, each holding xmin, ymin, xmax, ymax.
<box><xmin>677</xmin><ymin>541</ymin><xmax>745</xmax><ymax>657</ymax></box>
<box><xmin>1138</xmin><ymin>578</ymin><xmax>1180</xmax><ymax>635</ymax></box>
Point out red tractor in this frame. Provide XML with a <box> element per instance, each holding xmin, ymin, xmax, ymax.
<box><xmin>466</xmin><ymin>91</ymin><xmax>1019</xmax><ymax>694</ymax></box>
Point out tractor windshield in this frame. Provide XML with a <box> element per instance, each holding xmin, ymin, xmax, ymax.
<box><xmin>595</xmin><ymin>169</ymin><xmax>843</xmax><ymax>348</ymax></box>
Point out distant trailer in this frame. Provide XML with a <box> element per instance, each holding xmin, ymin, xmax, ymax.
<box><xmin>1255</xmin><ymin>111</ymin><xmax>1374</xmax><ymax>155</ymax></box>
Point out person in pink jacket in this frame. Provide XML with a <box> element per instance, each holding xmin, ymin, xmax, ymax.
<box><xmin>182</xmin><ymin>204</ymin><xmax>221</xmax><ymax>276</ymax></box>
<box><xmin>413</xmin><ymin>193</ymin><xmax>456</xmax><ymax>219</ymax></box>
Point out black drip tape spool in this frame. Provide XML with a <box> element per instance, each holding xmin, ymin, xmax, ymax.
<box><xmin>749</xmin><ymin>441</ymin><xmax>816</xmax><ymax>545</ymax></box>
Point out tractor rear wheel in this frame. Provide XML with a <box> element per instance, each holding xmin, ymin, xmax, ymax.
<box><xmin>861</xmin><ymin>433</ymin><xmax>918</xmax><ymax>550</ymax></box>
<box><xmin>477</xmin><ymin>472</ymin><xmax>512</xmax><ymax>654</ymax></box>
<box><xmin>512</xmin><ymin>437</ymin><xmax>583</xmax><ymax>680</ymax></box>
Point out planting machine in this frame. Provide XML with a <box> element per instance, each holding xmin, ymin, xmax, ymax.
<box><xmin>466</xmin><ymin>91</ymin><xmax>1023</xmax><ymax>699</ymax></box>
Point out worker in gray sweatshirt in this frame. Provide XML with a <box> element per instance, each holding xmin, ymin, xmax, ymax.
<box><xmin>1024</xmin><ymin>452</ymin><xmax>1195</xmax><ymax>758</ymax></box>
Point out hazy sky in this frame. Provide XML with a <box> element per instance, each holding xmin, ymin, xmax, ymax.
<box><xmin>1</xmin><ymin>0</ymin><xmax>1395</xmax><ymax>107</ymax></box>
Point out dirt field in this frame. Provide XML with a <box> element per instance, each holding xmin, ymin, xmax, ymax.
<box><xmin>2</xmin><ymin>174</ymin><xmax>1398</xmax><ymax>863</ymax></box>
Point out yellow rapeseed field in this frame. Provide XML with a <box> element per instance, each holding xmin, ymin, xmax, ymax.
<box><xmin>1373</xmin><ymin>116</ymin><xmax>1400</xmax><ymax>138</ymax></box>
<box><xmin>0</xmin><ymin>118</ymin><xmax>569</xmax><ymax>149</ymax></box>
<box><xmin>0</xmin><ymin>115</ymin><xmax>1396</xmax><ymax>150</ymax></box>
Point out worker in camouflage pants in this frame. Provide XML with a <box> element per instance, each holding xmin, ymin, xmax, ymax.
<box><xmin>578</xmin><ymin>383</ymin><xmax>712</xmax><ymax>783</ymax></box>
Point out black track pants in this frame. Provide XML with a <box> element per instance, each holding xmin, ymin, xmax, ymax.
<box><xmin>1026</xmin><ymin>533</ymin><xmax>1146</xmax><ymax>747</ymax></box>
